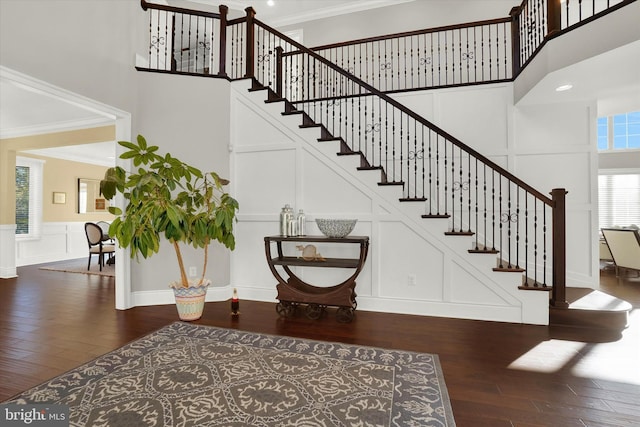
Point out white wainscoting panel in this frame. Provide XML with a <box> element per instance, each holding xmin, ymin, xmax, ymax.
<box><xmin>16</xmin><ymin>222</ymin><xmax>88</xmax><ymax>266</ymax></box>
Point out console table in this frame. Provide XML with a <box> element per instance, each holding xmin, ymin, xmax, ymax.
<box><xmin>264</xmin><ymin>235</ymin><xmax>369</xmax><ymax>322</ymax></box>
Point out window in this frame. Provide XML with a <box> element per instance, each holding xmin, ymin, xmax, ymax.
<box><xmin>15</xmin><ymin>157</ymin><xmax>44</xmax><ymax>239</ymax></box>
<box><xmin>15</xmin><ymin>165</ymin><xmax>30</xmax><ymax>234</ymax></box>
<box><xmin>598</xmin><ymin>172</ymin><xmax>640</xmax><ymax>230</ymax></box>
<box><xmin>598</xmin><ymin>111</ymin><xmax>640</xmax><ymax>151</ymax></box>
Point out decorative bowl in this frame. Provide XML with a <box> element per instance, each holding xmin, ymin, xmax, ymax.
<box><xmin>315</xmin><ymin>218</ymin><xmax>357</xmax><ymax>238</ymax></box>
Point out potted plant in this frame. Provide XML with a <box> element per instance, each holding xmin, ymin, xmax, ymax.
<box><xmin>100</xmin><ymin>134</ymin><xmax>239</xmax><ymax>321</ymax></box>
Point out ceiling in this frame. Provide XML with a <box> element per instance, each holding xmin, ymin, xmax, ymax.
<box><xmin>0</xmin><ymin>77</ymin><xmax>116</xmax><ymax>166</ymax></box>
<box><xmin>1</xmin><ymin>1</ymin><xmax>638</xmax><ymax>167</ymax></box>
<box><xmin>182</xmin><ymin>0</ymin><xmax>416</xmax><ymax>27</ymax></box>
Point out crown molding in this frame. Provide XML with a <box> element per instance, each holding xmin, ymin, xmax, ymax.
<box><xmin>0</xmin><ymin>117</ymin><xmax>114</xmax><ymax>140</ymax></box>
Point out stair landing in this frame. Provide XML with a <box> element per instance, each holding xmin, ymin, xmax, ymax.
<box><xmin>549</xmin><ymin>287</ymin><xmax>633</xmax><ymax>331</ymax></box>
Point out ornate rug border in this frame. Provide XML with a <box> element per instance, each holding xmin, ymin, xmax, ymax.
<box><xmin>4</xmin><ymin>322</ymin><xmax>456</xmax><ymax>426</ymax></box>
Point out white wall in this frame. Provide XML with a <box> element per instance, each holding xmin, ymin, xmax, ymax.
<box><xmin>512</xmin><ymin>102</ymin><xmax>599</xmax><ymax>286</ymax></box>
<box><xmin>278</xmin><ymin>0</ymin><xmax>521</xmax><ymax>47</ymax></box>
<box><xmin>131</xmin><ymin>72</ymin><xmax>232</xmax><ymax>293</ymax></box>
<box><xmin>229</xmin><ymin>80</ymin><xmax>550</xmax><ymax>325</ymax></box>
<box><xmin>0</xmin><ymin>0</ymin><xmax>142</xmax><ymax>115</ymax></box>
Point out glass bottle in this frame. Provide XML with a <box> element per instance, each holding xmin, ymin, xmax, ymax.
<box><xmin>296</xmin><ymin>209</ymin><xmax>306</xmax><ymax>236</ymax></box>
<box><xmin>231</xmin><ymin>288</ymin><xmax>239</xmax><ymax>315</ymax></box>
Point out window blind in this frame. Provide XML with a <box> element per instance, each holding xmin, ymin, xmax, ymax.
<box><xmin>598</xmin><ymin>173</ymin><xmax>640</xmax><ymax>229</ymax></box>
<box><xmin>15</xmin><ymin>157</ymin><xmax>44</xmax><ymax>239</ymax></box>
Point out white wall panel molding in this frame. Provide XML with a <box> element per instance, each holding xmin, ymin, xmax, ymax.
<box><xmin>229</xmin><ymin>80</ymin><xmax>553</xmax><ymax>324</ymax></box>
<box><xmin>15</xmin><ymin>221</ymin><xmax>89</xmax><ymax>267</ymax></box>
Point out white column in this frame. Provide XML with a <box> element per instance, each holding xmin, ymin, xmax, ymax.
<box><xmin>0</xmin><ymin>224</ymin><xmax>17</xmax><ymax>278</ymax></box>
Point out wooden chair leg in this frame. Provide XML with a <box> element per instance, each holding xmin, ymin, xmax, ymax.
<box><xmin>87</xmin><ymin>255</ymin><xmax>91</xmax><ymax>271</ymax></box>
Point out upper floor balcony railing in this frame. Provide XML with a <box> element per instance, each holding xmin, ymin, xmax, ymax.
<box><xmin>139</xmin><ymin>0</ymin><xmax>634</xmax><ymax>94</ymax></box>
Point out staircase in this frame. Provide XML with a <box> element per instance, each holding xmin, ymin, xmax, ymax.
<box><xmin>136</xmin><ymin>0</ymin><xmax>635</xmax><ymax>330</ymax></box>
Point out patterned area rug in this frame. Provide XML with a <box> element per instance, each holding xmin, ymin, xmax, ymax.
<box><xmin>5</xmin><ymin>323</ymin><xmax>456</xmax><ymax>426</ymax></box>
<box><xmin>39</xmin><ymin>258</ymin><xmax>114</xmax><ymax>277</ymax></box>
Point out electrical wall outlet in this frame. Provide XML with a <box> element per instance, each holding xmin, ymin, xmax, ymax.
<box><xmin>189</xmin><ymin>266</ymin><xmax>197</xmax><ymax>277</ymax></box>
<box><xmin>407</xmin><ymin>274</ymin><xmax>417</xmax><ymax>286</ymax></box>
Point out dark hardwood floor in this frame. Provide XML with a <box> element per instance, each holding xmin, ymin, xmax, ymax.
<box><xmin>1</xmin><ymin>261</ymin><xmax>639</xmax><ymax>426</ymax></box>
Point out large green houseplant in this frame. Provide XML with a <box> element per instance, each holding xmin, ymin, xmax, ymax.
<box><xmin>101</xmin><ymin>135</ymin><xmax>239</xmax><ymax>320</ymax></box>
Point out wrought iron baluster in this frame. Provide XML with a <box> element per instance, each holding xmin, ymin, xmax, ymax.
<box><xmin>481</xmin><ymin>25</ymin><xmax>485</xmax><ymax>81</ymax></box>
<box><xmin>491</xmin><ymin>170</ymin><xmax>496</xmax><ymax>251</ymax></box>
<box><xmin>421</xmin><ymin>125</ymin><xmax>426</xmax><ymax>199</ymax></box>
<box><xmin>416</xmin><ymin>120</ymin><xmax>424</xmax><ymax>197</ymax></box>
<box><xmin>503</xmin><ymin>22</ymin><xmax>508</xmax><ymax>79</ymax></box>
<box><xmin>468</xmin><ymin>154</ymin><xmax>472</xmax><ymax>233</ymax></box>
<box><xmin>437</xmin><ymin>32</ymin><xmax>442</xmax><ymax>86</ymax></box>
<box><xmin>507</xmin><ymin>182</ymin><xmax>512</xmax><ymax>268</ymax></box>
<box><xmin>430</xmin><ymin>33</ymin><xmax>435</xmax><ymax>87</ymax></box>
<box><xmin>147</xmin><ymin>11</ymin><xmax>153</xmax><ymax>67</ymax></box>
<box><xmin>384</xmin><ymin>101</ymin><xmax>389</xmax><ymax>173</ymax></box>
<box><xmin>428</xmin><ymin>130</ymin><xmax>433</xmax><ymax>213</ymax></box>
<box><xmin>473</xmin><ymin>26</ymin><xmax>478</xmax><ymax>82</ymax></box>
<box><xmin>163</xmin><ymin>12</ymin><xmax>169</xmax><ymax>71</ymax></box>
<box><xmin>543</xmin><ymin>202</ymin><xmax>547</xmax><ymax>286</ymax></box>
<box><xmin>579</xmin><ymin>0</ymin><xmax>583</xmax><ymax>22</ymax></box>
<box><xmin>364</xmin><ymin>96</ymin><xmax>369</xmax><ymax>158</ymax></box>
<box><xmin>391</xmin><ymin>108</ymin><xmax>396</xmax><ymax>181</ymax></box>
<box><xmin>444</xmin><ymin>31</ymin><xmax>448</xmax><ymax>85</ymax></box>
<box><xmin>516</xmin><ymin>185</ymin><xmax>520</xmax><ymax>268</ymax></box>
<box><xmin>404</xmin><ymin>36</ymin><xmax>408</xmax><ymax>90</ymax></box>
<box><xmin>525</xmin><ymin>192</ymin><xmax>529</xmax><ymax>285</ymax></box>
<box><xmin>409</xmin><ymin>35</ymin><xmax>414</xmax><ymax>90</ymax></box>
<box><xmin>436</xmin><ymin>134</ymin><xmax>441</xmax><ymax>214</ymax></box>
<box><xmin>499</xmin><ymin>177</ymin><xmax>504</xmax><ymax>267</ymax></box>
<box><xmin>458</xmin><ymin>28</ymin><xmax>463</xmax><ymax>84</ymax></box>
<box><xmin>399</xmin><ymin>112</ymin><xmax>405</xmax><ymax>185</ymax></box>
<box><xmin>444</xmin><ymin>140</ymin><xmax>448</xmax><ymax>217</ymax></box>
<box><xmin>195</xmin><ymin>15</ymin><xmax>200</xmax><ymax>72</ymax></box>
<box><xmin>357</xmin><ymin>91</ymin><xmax>362</xmax><ymax>154</ymax></box>
<box><xmin>534</xmin><ymin>198</ymin><xmax>538</xmax><ymax>286</ymax></box>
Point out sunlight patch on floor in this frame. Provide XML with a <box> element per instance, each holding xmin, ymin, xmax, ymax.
<box><xmin>508</xmin><ymin>310</ymin><xmax>640</xmax><ymax>385</ymax></box>
<box><xmin>508</xmin><ymin>340</ymin><xmax>586</xmax><ymax>374</ymax></box>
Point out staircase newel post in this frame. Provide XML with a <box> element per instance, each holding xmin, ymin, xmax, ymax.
<box><xmin>245</xmin><ymin>6</ymin><xmax>256</xmax><ymax>79</ymax></box>
<box><xmin>550</xmin><ymin>188</ymin><xmax>569</xmax><ymax>308</ymax></box>
<box><xmin>547</xmin><ymin>0</ymin><xmax>562</xmax><ymax>36</ymax></box>
<box><xmin>509</xmin><ymin>6</ymin><xmax>522</xmax><ymax>77</ymax></box>
<box><xmin>217</xmin><ymin>5</ymin><xmax>228</xmax><ymax>77</ymax></box>
<box><xmin>275</xmin><ymin>46</ymin><xmax>283</xmax><ymax>98</ymax></box>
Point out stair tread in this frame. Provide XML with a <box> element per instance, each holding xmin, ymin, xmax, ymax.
<box><xmin>493</xmin><ymin>266</ymin><xmax>525</xmax><ymax>272</ymax></box>
<box><xmin>549</xmin><ymin>288</ymin><xmax>632</xmax><ymax>330</ymax></box>
<box><xmin>445</xmin><ymin>230</ymin><xmax>474</xmax><ymax>236</ymax></box>
<box><xmin>469</xmin><ymin>248</ymin><xmax>500</xmax><ymax>254</ymax></box>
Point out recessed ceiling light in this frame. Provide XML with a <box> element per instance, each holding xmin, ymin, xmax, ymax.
<box><xmin>267</xmin><ymin>0</ymin><xmax>275</xmax><ymax>6</ymax></box>
<box><xmin>555</xmin><ymin>84</ymin><xmax>573</xmax><ymax>92</ymax></box>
